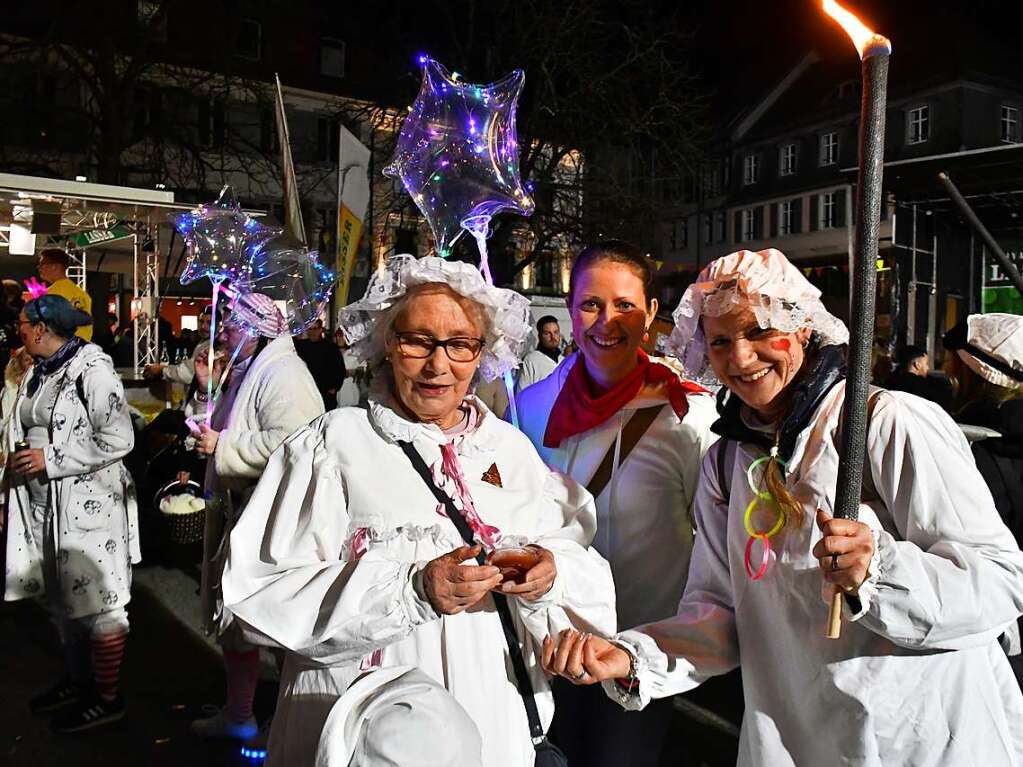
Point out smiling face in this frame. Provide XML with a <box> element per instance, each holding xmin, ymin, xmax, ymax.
<box><xmin>386</xmin><ymin>284</ymin><xmax>485</xmax><ymax>429</ymax></box>
<box><xmin>703</xmin><ymin>307</ymin><xmax>812</xmax><ymax>421</ymax></box>
<box><xmin>569</xmin><ymin>261</ymin><xmax>657</xmax><ymax>390</ymax></box>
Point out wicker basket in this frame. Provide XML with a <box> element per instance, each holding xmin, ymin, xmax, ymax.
<box><xmin>155</xmin><ymin>480</ymin><xmax>206</xmax><ymax>545</ymax></box>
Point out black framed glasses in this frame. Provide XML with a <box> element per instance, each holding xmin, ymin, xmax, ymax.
<box><xmin>393</xmin><ymin>331</ymin><xmax>485</xmax><ymax>362</ymax></box>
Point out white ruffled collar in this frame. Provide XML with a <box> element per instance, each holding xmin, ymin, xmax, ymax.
<box><xmin>368</xmin><ymin>395</ymin><xmax>499</xmax><ymax>458</ymax></box>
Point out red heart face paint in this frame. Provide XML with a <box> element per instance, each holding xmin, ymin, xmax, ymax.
<box><xmin>704</xmin><ymin>310</ymin><xmax>809</xmax><ymax>421</ymax></box>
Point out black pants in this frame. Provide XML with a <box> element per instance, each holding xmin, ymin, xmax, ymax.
<box><xmin>548</xmin><ymin>678</ymin><xmax>675</xmax><ymax>767</ymax></box>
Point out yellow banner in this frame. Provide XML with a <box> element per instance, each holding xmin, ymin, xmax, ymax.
<box><xmin>336</xmin><ymin>204</ymin><xmax>364</xmax><ymax>305</ymax></box>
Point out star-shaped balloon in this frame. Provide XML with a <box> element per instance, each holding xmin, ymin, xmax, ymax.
<box><xmin>384</xmin><ymin>56</ymin><xmax>534</xmax><ymax>259</ymax></box>
<box><xmin>173</xmin><ymin>186</ymin><xmax>282</xmax><ymax>285</ymax></box>
<box><xmin>235</xmin><ymin>235</ymin><xmax>337</xmax><ymax>335</ymax></box>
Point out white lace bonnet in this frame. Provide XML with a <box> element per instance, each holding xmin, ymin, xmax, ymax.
<box><xmin>338</xmin><ymin>254</ymin><xmax>532</xmax><ymax>381</ymax></box>
<box><xmin>666</xmin><ymin>248</ymin><xmax>849</xmax><ymax>382</ymax></box>
<box><xmin>953</xmin><ymin>313</ymin><xmax>1023</xmax><ymax>391</ymax></box>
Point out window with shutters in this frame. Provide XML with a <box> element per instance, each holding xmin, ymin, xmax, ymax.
<box><xmin>321</xmin><ymin>38</ymin><xmax>346</xmax><ymax>79</ymax></box>
<box><xmin>779</xmin><ymin>144</ymin><xmax>797</xmax><ymax>176</ymax></box>
<box><xmin>1001</xmin><ymin>105</ymin><xmax>1020</xmax><ymax>144</ymax></box>
<box><xmin>819</xmin><ymin>192</ymin><xmax>837</xmax><ymax>230</ymax></box>
<box><xmin>819</xmin><ymin>132</ymin><xmax>839</xmax><ymax>166</ymax></box>
<box><xmin>671</xmin><ymin>219</ymin><xmax>688</xmax><ymax>251</ymax></box>
<box><xmin>779</xmin><ymin>200</ymin><xmax>796</xmax><ymax>235</ymax></box>
<box><xmin>715</xmin><ymin>211</ymin><xmax>727</xmax><ymax>242</ymax></box>
<box><xmin>703</xmin><ymin>213</ymin><xmax>713</xmax><ymax>245</ymax></box>
<box><xmin>743</xmin><ymin>154</ymin><xmax>759</xmax><ymax>185</ymax></box>
<box><xmin>741</xmin><ymin>209</ymin><xmax>756</xmax><ymax>242</ymax></box>
<box><xmin>907</xmin><ymin>105</ymin><xmax>929</xmax><ymax>145</ymax></box>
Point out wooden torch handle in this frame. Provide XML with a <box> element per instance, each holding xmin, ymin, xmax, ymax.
<box><xmin>826</xmin><ymin>591</ymin><xmax>843</xmax><ymax>639</ymax></box>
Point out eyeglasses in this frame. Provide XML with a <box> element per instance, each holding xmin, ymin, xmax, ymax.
<box><xmin>393</xmin><ymin>331</ymin><xmax>485</xmax><ymax>362</ymax></box>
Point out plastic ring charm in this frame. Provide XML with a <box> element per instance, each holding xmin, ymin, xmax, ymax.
<box><xmin>744</xmin><ymin>533</ymin><xmax>771</xmax><ymax>580</ymax></box>
<box><xmin>743</xmin><ymin>496</ymin><xmax>786</xmax><ymax>539</ymax></box>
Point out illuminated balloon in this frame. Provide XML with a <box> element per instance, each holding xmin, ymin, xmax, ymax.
<box><xmin>174</xmin><ymin>186</ymin><xmax>281</xmax><ymax>285</ymax></box>
<box><xmin>236</xmin><ymin>236</ymin><xmax>336</xmax><ymax>335</ymax></box>
<box><xmin>384</xmin><ymin>56</ymin><xmax>534</xmax><ymax>260</ymax></box>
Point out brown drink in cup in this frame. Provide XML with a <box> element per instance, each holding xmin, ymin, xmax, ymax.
<box><xmin>488</xmin><ymin>545</ymin><xmax>541</xmax><ymax>584</ymax></box>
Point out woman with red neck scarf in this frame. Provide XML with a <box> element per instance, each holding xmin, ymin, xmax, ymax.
<box><xmin>514</xmin><ymin>240</ymin><xmax>718</xmax><ymax>767</ymax></box>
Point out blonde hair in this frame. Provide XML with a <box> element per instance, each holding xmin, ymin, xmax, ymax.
<box><xmin>764</xmin><ymin>452</ymin><xmax>804</xmax><ymax>531</ymax></box>
<box><xmin>946</xmin><ymin>351</ymin><xmax>1023</xmax><ymax>414</ymax></box>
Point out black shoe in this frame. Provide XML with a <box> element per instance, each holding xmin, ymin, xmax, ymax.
<box><xmin>51</xmin><ymin>694</ymin><xmax>125</xmax><ymax>734</ymax></box>
<box><xmin>29</xmin><ymin>677</ymin><xmax>84</xmax><ymax>715</ymax></box>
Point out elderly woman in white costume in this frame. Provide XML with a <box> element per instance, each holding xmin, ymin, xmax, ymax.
<box><xmin>3</xmin><ymin>295</ymin><xmax>138</xmax><ymax>734</ymax></box>
<box><xmin>514</xmin><ymin>240</ymin><xmax>717</xmax><ymax>767</ymax></box>
<box><xmin>544</xmin><ymin>248</ymin><xmax>1023</xmax><ymax>766</ymax></box>
<box><xmin>221</xmin><ymin>255</ymin><xmax>616</xmax><ymax>767</ymax></box>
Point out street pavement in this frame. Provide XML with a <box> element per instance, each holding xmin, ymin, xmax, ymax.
<box><xmin>0</xmin><ymin>562</ymin><xmax>277</xmax><ymax>767</ymax></box>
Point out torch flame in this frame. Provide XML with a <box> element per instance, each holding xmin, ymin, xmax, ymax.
<box><xmin>822</xmin><ymin>0</ymin><xmax>892</xmax><ymax>59</ymax></box>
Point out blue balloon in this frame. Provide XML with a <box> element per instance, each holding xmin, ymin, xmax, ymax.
<box><xmin>384</xmin><ymin>57</ymin><xmax>534</xmax><ymax>258</ymax></box>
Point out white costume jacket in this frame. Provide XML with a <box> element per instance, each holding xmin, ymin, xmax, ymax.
<box><xmin>201</xmin><ymin>334</ymin><xmax>323</xmax><ymax>632</ymax></box>
<box><xmin>516</xmin><ymin>353</ymin><xmax>718</xmax><ymax>629</ymax></box>
<box><xmin>210</xmin><ymin>335</ymin><xmax>323</xmax><ymax>492</ymax></box>
<box><xmin>221</xmin><ymin>398</ymin><xmax>617</xmax><ymax>767</ymax></box>
<box><xmin>3</xmin><ymin>344</ymin><xmax>139</xmax><ymax>619</ymax></box>
<box><xmin>612</xmin><ymin>384</ymin><xmax>1023</xmax><ymax>766</ymax></box>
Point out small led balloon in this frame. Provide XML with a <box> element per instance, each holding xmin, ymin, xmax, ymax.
<box><xmin>235</xmin><ymin>236</ymin><xmax>336</xmax><ymax>336</ymax></box>
<box><xmin>173</xmin><ymin>186</ymin><xmax>281</xmax><ymax>285</ymax></box>
<box><xmin>384</xmin><ymin>56</ymin><xmax>534</xmax><ymax>259</ymax></box>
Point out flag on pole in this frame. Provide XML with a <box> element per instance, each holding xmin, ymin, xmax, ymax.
<box><xmin>336</xmin><ymin>123</ymin><xmax>372</xmax><ymax>305</ymax></box>
<box><xmin>275</xmin><ymin>73</ymin><xmax>307</xmax><ymax>246</ymax></box>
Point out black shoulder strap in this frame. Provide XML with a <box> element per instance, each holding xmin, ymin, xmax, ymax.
<box><xmin>715</xmin><ymin>439</ymin><xmax>735</xmax><ymax>499</ymax></box>
<box><xmin>75</xmin><ymin>374</ymin><xmax>88</xmax><ymax>412</ymax></box>
<box><xmin>398</xmin><ymin>441</ymin><xmax>548</xmax><ymax>746</ymax></box>
<box><xmin>586</xmin><ymin>405</ymin><xmax>663</xmax><ymax>500</ymax></box>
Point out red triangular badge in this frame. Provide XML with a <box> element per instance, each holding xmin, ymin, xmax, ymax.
<box><xmin>481</xmin><ymin>463</ymin><xmax>503</xmax><ymax>488</ymax></box>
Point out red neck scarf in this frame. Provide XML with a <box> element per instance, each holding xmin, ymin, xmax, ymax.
<box><xmin>543</xmin><ymin>349</ymin><xmax>707</xmax><ymax>448</ymax></box>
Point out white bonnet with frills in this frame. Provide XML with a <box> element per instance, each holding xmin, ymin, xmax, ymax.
<box><xmin>338</xmin><ymin>255</ymin><xmax>532</xmax><ymax>382</ymax></box>
<box><xmin>666</xmin><ymin>248</ymin><xmax>849</xmax><ymax>382</ymax></box>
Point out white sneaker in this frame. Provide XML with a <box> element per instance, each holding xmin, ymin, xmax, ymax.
<box><xmin>189</xmin><ymin>708</ymin><xmax>258</xmax><ymax>740</ymax></box>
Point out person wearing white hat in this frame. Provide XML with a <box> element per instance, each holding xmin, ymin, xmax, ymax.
<box><xmin>944</xmin><ymin>312</ymin><xmax>1023</xmax><ymax>685</ymax></box>
<box><xmin>190</xmin><ymin>291</ymin><xmax>324</xmax><ymax>741</ymax></box>
<box><xmin>315</xmin><ymin>665</ymin><xmax>482</xmax><ymax>767</ymax></box>
<box><xmin>221</xmin><ymin>255</ymin><xmax>616</xmax><ymax>766</ymax></box>
<box><xmin>543</xmin><ymin>249</ymin><xmax>1023</xmax><ymax>766</ymax></box>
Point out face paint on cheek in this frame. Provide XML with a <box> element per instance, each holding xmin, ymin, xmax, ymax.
<box><xmin>770</xmin><ymin>338</ymin><xmax>794</xmax><ymax>372</ymax></box>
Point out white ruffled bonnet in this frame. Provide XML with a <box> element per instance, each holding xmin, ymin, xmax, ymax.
<box><xmin>949</xmin><ymin>313</ymin><xmax>1023</xmax><ymax>391</ymax></box>
<box><xmin>338</xmin><ymin>254</ymin><xmax>532</xmax><ymax>381</ymax></box>
<box><xmin>667</xmin><ymin>248</ymin><xmax>849</xmax><ymax>382</ymax></box>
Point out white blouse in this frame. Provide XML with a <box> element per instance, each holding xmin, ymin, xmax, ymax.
<box><xmin>221</xmin><ymin>397</ymin><xmax>617</xmax><ymax>767</ymax></box>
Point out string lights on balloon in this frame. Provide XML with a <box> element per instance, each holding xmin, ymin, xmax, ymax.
<box><xmin>385</xmin><ymin>55</ymin><xmax>535</xmax><ymax>424</ymax></box>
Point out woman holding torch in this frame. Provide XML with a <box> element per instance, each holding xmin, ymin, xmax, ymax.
<box><xmin>543</xmin><ymin>249</ymin><xmax>1023</xmax><ymax>765</ymax></box>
